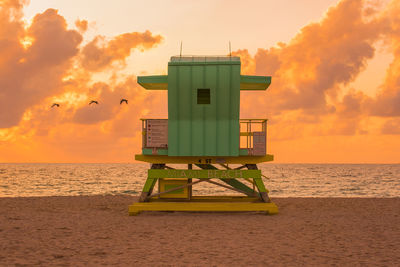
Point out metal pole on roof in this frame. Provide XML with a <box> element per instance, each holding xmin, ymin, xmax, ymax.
<box><xmin>180</xmin><ymin>41</ymin><xmax>182</xmax><ymax>57</ymax></box>
<box><xmin>229</xmin><ymin>41</ymin><xmax>231</xmax><ymax>57</ymax></box>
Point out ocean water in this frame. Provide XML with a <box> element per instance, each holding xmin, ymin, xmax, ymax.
<box><xmin>0</xmin><ymin>163</ymin><xmax>399</xmax><ymax>198</ymax></box>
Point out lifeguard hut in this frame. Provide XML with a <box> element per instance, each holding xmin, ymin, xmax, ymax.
<box><xmin>129</xmin><ymin>55</ymin><xmax>278</xmax><ymax>215</ymax></box>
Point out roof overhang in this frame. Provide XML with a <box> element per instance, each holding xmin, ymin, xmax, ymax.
<box><xmin>240</xmin><ymin>75</ymin><xmax>271</xmax><ymax>90</ymax></box>
<box><xmin>137</xmin><ymin>74</ymin><xmax>271</xmax><ymax>91</ymax></box>
<box><xmin>137</xmin><ymin>75</ymin><xmax>168</xmax><ymax>90</ymax></box>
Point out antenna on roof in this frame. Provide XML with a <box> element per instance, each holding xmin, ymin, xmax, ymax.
<box><xmin>229</xmin><ymin>41</ymin><xmax>232</xmax><ymax>57</ymax></box>
<box><xmin>180</xmin><ymin>41</ymin><xmax>182</xmax><ymax>57</ymax></box>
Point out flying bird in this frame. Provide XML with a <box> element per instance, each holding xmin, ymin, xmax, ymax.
<box><xmin>120</xmin><ymin>99</ymin><xmax>128</xmax><ymax>105</ymax></box>
<box><xmin>89</xmin><ymin>100</ymin><xmax>98</xmax><ymax>105</ymax></box>
<box><xmin>51</xmin><ymin>103</ymin><xmax>60</xmax><ymax>108</ymax></box>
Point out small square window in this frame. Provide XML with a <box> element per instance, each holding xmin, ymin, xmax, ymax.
<box><xmin>197</xmin><ymin>88</ymin><xmax>210</xmax><ymax>104</ymax></box>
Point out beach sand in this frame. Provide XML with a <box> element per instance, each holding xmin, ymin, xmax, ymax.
<box><xmin>1</xmin><ymin>196</ymin><xmax>399</xmax><ymax>266</ymax></box>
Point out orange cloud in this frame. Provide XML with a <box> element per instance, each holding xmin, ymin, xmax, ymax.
<box><xmin>0</xmin><ymin>0</ymin><xmax>164</xmax><ymax>129</ymax></box>
<box><xmin>369</xmin><ymin>0</ymin><xmax>400</xmax><ymax>119</ymax></box>
<box><xmin>0</xmin><ymin>0</ymin><xmax>167</xmax><ymax>162</ymax></box>
<box><xmin>0</xmin><ymin>7</ymin><xmax>82</xmax><ymax>128</ymax></box>
<box><xmin>75</xmin><ymin>19</ymin><xmax>88</xmax><ymax>33</ymax></box>
<box><xmin>381</xmin><ymin>118</ymin><xmax>400</xmax><ymax>134</ymax></box>
<box><xmin>239</xmin><ymin>0</ymin><xmax>386</xmax><ymax>114</ymax></box>
<box><xmin>80</xmin><ymin>30</ymin><xmax>163</xmax><ymax>72</ymax></box>
<box><xmin>236</xmin><ymin>0</ymin><xmax>400</xmax><ymax>143</ymax></box>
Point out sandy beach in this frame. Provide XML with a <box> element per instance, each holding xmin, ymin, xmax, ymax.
<box><xmin>1</xmin><ymin>196</ymin><xmax>399</xmax><ymax>266</ymax></box>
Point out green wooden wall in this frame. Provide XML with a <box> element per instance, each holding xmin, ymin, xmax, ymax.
<box><xmin>167</xmin><ymin>57</ymin><xmax>241</xmax><ymax>156</ymax></box>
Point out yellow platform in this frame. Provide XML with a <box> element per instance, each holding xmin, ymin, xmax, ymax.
<box><xmin>135</xmin><ymin>154</ymin><xmax>274</xmax><ymax>164</ymax></box>
<box><xmin>129</xmin><ymin>196</ymin><xmax>278</xmax><ymax>215</ymax></box>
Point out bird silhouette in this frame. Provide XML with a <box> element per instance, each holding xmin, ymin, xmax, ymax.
<box><xmin>120</xmin><ymin>99</ymin><xmax>128</xmax><ymax>105</ymax></box>
<box><xmin>51</xmin><ymin>103</ymin><xmax>60</xmax><ymax>108</ymax></box>
<box><xmin>89</xmin><ymin>100</ymin><xmax>98</xmax><ymax>105</ymax></box>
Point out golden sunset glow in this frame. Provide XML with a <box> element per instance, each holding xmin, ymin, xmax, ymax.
<box><xmin>1</xmin><ymin>0</ymin><xmax>400</xmax><ymax>163</ymax></box>
<box><xmin>20</xmin><ymin>36</ymin><xmax>33</xmax><ymax>49</ymax></box>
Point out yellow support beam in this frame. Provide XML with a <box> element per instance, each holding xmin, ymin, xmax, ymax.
<box><xmin>148</xmin><ymin>196</ymin><xmax>261</xmax><ymax>202</ymax></box>
<box><xmin>129</xmin><ymin>201</ymin><xmax>278</xmax><ymax>215</ymax></box>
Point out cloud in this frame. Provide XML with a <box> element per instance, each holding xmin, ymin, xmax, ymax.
<box><xmin>72</xmin><ymin>77</ymin><xmax>147</xmax><ymax>125</ymax></box>
<box><xmin>80</xmin><ymin>30</ymin><xmax>163</xmax><ymax>72</ymax></box>
<box><xmin>236</xmin><ymin>0</ymin><xmax>400</xmax><ymax>141</ymax></box>
<box><xmin>0</xmin><ymin>7</ymin><xmax>82</xmax><ymax>128</ymax></box>
<box><xmin>75</xmin><ymin>19</ymin><xmax>88</xmax><ymax>33</ymax></box>
<box><xmin>381</xmin><ymin>118</ymin><xmax>400</xmax><ymax>134</ymax></box>
<box><xmin>0</xmin><ymin>1</ymin><xmax>164</xmax><ymax>130</ymax></box>
<box><xmin>0</xmin><ymin>0</ymin><xmax>167</xmax><ymax>162</ymax></box>
<box><xmin>369</xmin><ymin>0</ymin><xmax>400</xmax><ymax>117</ymax></box>
<box><xmin>239</xmin><ymin>0</ymin><xmax>387</xmax><ymax>115</ymax></box>
<box><xmin>371</xmin><ymin>89</ymin><xmax>400</xmax><ymax>116</ymax></box>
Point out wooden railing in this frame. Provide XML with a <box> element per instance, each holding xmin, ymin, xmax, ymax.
<box><xmin>140</xmin><ymin>118</ymin><xmax>268</xmax><ymax>156</ymax></box>
<box><xmin>240</xmin><ymin>119</ymin><xmax>268</xmax><ymax>156</ymax></box>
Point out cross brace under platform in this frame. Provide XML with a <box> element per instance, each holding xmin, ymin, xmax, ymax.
<box><xmin>129</xmin><ymin>163</ymin><xmax>278</xmax><ymax>215</ymax></box>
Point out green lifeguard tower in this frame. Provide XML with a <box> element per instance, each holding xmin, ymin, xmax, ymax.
<box><xmin>129</xmin><ymin>56</ymin><xmax>278</xmax><ymax>215</ymax></box>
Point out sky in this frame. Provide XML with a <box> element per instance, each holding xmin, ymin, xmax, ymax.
<box><xmin>0</xmin><ymin>0</ymin><xmax>400</xmax><ymax>163</ymax></box>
